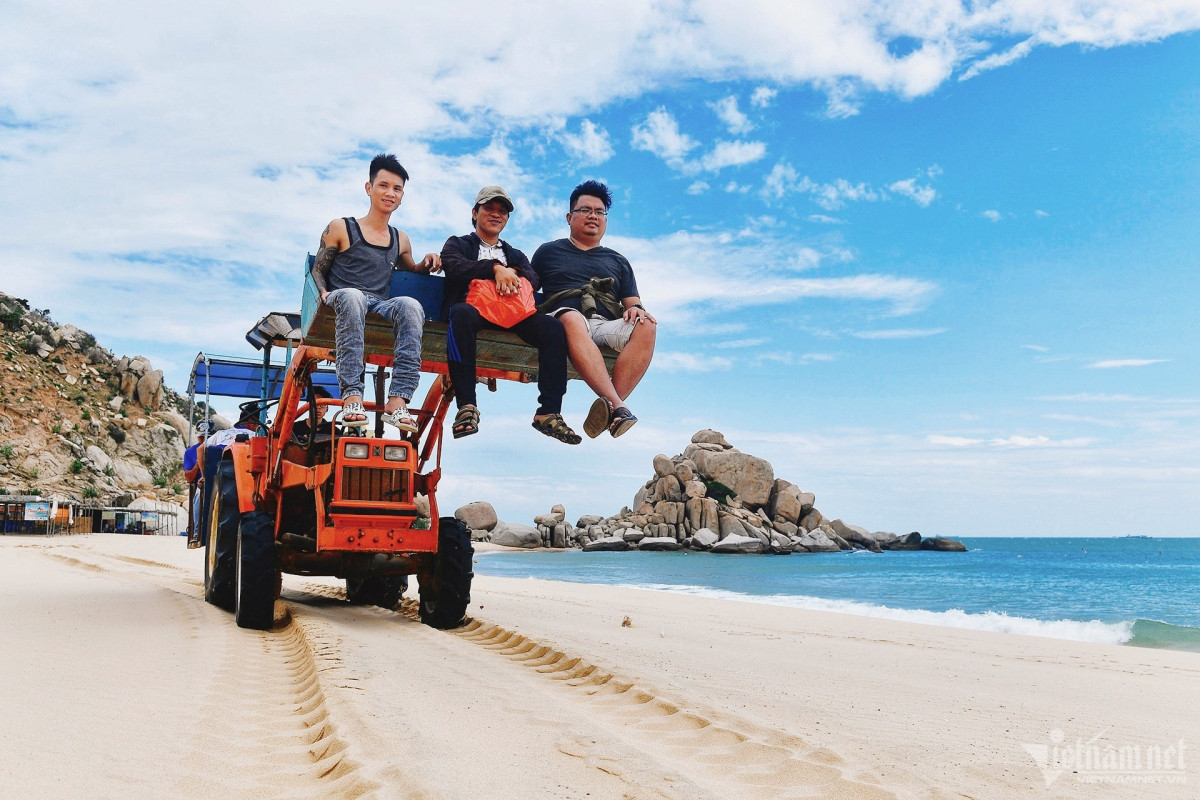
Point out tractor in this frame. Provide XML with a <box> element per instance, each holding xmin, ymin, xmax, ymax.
<box><xmin>188</xmin><ymin>261</ymin><xmax>613</xmax><ymax>630</ymax></box>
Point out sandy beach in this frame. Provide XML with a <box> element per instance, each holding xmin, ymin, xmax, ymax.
<box><xmin>1</xmin><ymin>534</ymin><xmax>1195</xmax><ymax>799</ymax></box>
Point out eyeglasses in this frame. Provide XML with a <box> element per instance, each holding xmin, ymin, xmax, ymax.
<box><xmin>571</xmin><ymin>207</ymin><xmax>607</xmax><ymax>218</ymax></box>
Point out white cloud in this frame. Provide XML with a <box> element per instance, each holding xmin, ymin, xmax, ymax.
<box><xmin>1022</xmin><ymin>344</ymin><xmax>1050</xmax><ymax>352</ymax></box>
<box><xmin>1086</xmin><ymin>358</ymin><xmax>1170</xmax><ymax>369</ymax></box>
<box><xmin>701</xmin><ymin>140</ymin><xmax>767</xmax><ymax>172</ymax></box>
<box><xmin>810</xmin><ymin>178</ymin><xmax>881</xmax><ymax>210</ymax></box>
<box><xmin>982</xmin><ymin>209</ymin><xmax>1002</xmax><ymax>221</ymax></box>
<box><xmin>686</xmin><ymin>180</ymin><xmax>710</xmax><ymax>195</ymax></box>
<box><xmin>764</xmin><ymin>160</ymin><xmax>940</xmax><ymax>210</ymax></box>
<box><xmin>654</xmin><ymin>351</ymin><xmax>734</xmax><ymax>372</ymax></box>
<box><xmin>928</xmin><ymin>434</ymin><xmax>985</xmax><ymax>447</ymax></box>
<box><xmin>807</xmin><ymin>213</ymin><xmax>847</xmax><ymax>224</ymax></box>
<box><xmin>888</xmin><ymin>177</ymin><xmax>938</xmax><ymax>207</ymax></box>
<box><xmin>762</xmin><ymin>162</ymin><xmax>800</xmax><ymax>200</ymax></box>
<box><xmin>630</xmin><ymin>107</ymin><xmax>699</xmax><ymax>163</ymax></box>
<box><xmin>713</xmin><ymin>337</ymin><xmax>770</xmax><ymax>349</ymax></box>
<box><xmin>1035</xmin><ymin>209</ymin><xmax>1050</xmax><ymax>217</ymax></box>
<box><xmin>609</xmin><ymin>229</ymin><xmax>939</xmax><ymax>321</ymax></box>
<box><xmin>709</xmin><ymin>95</ymin><xmax>753</xmax><ymax>134</ymax></box>
<box><xmin>750</xmin><ymin>86</ymin><xmax>777</xmax><ymax>108</ymax></box>
<box><xmin>928</xmin><ymin>433</ymin><xmax>1095</xmax><ymax>449</ymax></box>
<box><xmin>853</xmin><ymin>328</ymin><xmax>948</xmax><ymax>340</ymax></box>
<box><xmin>558</xmin><ymin>119</ymin><xmax>614</xmax><ymax>165</ymax></box>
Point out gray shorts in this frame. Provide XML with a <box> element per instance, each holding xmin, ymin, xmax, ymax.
<box><xmin>552</xmin><ymin>308</ymin><xmax>635</xmax><ymax>352</ymax></box>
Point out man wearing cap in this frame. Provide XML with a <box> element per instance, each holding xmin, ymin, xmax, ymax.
<box><xmin>439</xmin><ymin>187</ymin><xmax>579</xmax><ymax>444</ymax></box>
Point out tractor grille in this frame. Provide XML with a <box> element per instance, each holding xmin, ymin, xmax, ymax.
<box><xmin>339</xmin><ymin>466</ymin><xmax>409</xmax><ymax>503</ymax></box>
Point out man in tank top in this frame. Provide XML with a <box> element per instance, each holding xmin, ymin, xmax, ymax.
<box><xmin>310</xmin><ymin>153</ymin><xmax>441</xmax><ymax>431</ymax></box>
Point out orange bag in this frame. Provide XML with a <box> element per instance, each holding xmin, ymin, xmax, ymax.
<box><xmin>466</xmin><ymin>277</ymin><xmax>537</xmax><ymax>328</ymax></box>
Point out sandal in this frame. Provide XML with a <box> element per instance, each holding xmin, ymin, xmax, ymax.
<box><xmin>452</xmin><ymin>404</ymin><xmax>480</xmax><ymax>439</ymax></box>
<box><xmin>582</xmin><ymin>397</ymin><xmax>613</xmax><ymax>439</ymax></box>
<box><xmin>380</xmin><ymin>405</ymin><xmax>418</xmax><ymax>434</ymax></box>
<box><xmin>532</xmin><ymin>413</ymin><xmax>582</xmax><ymax>445</ymax></box>
<box><xmin>341</xmin><ymin>400</ymin><xmax>369</xmax><ymax>428</ymax></box>
<box><xmin>608</xmin><ymin>405</ymin><xmax>638</xmax><ymax>438</ymax></box>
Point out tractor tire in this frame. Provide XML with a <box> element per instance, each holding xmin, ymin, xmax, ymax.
<box><xmin>203</xmin><ymin>459</ymin><xmax>239</xmax><ymax>611</ymax></box>
<box><xmin>234</xmin><ymin>510</ymin><xmax>277</xmax><ymax>630</ymax></box>
<box><xmin>419</xmin><ymin>517</ymin><xmax>474</xmax><ymax>629</ymax></box>
<box><xmin>346</xmin><ymin>575</ymin><xmax>408</xmax><ymax>609</ymax></box>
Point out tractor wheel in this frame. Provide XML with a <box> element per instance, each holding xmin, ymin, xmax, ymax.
<box><xmin>203</xmin><ymin>459</ymin><xmax>239</xmax><ymax>611</ymax></box>
<box><xmin>346</xmin><ymin>575</ymin><xmax>408</xmax><ymax>609</ymax></box>
<box><xmin>419</xmin><ymin>517</ymin><xmax>474</xmax><ymax>629</ymax></box>
<box><xmin>234</xmin><ymin>510</ymin><xmax>278</xmax><ymax>630</ymax></box>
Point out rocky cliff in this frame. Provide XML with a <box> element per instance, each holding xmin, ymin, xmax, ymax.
<box><xmin>0</xmin><ymin>291</ymin><xmax>199</xmax><ymax>518</ymax></box>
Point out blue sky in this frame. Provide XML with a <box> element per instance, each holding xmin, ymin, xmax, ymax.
<box><xmin>2</xmin><ymin>2</ymin><xmax>1198</xmax><ymax>536</ymax></box>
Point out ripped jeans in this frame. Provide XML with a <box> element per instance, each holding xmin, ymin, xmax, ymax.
<box><xmin>327</xmin><ymin>288</ymin><xmax>424</xmax><ymax>402</ymax></box>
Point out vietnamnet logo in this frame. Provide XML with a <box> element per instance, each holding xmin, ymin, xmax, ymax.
<box><xmin>1023</xmin><ymin>728</ymin><xmax>1188</xmax><ymax>787</ymax></box>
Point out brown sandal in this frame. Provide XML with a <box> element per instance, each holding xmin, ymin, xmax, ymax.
<box><xmin>452</xmin><ymin>405</ymin><xmax>480</xmax><ymax>439</ymax></box>
<box><xmin>531</xmin><ymin>413</ymin><xmax>581</xmax><ymax>445</ymax></box>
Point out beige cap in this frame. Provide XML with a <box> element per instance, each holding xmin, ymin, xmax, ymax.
<box><xmin>474</xmin><ymin>185</ymin><xmax>514</xmax><ymax>212</ymax></box>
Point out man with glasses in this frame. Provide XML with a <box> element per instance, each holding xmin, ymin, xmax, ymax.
<box><xmin>531</xmin><ymin>180</ymin><xmax>656</xmax><ymax>438</ymax></box>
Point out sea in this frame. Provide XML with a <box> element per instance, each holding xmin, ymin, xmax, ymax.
<box><xmin>473</xmin><ymin>537</ymin><xmax>1200</xmax><ymax>653</ymax></box>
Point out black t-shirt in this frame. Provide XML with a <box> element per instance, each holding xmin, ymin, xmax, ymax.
<box><xmin>530</xmin><ymin>238</ymin><xmax>639</xmax><ymax>319</ymax></box>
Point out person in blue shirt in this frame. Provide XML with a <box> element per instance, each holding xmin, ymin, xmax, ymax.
<box><xmin>531</xmin><ymin>180</ymin><xmax>656</xmax><ymax>439</ymax></box>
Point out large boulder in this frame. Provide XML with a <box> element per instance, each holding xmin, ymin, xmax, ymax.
<box><xmin>795</xmin><ymin>529</ymin><xmax>841</xmax><ymax>552</ymax></box>
<box><xmin>455</xmin><ymin>501</ymin><xmax>498</xmax><ymax>532</ymax></box>
<box><xmin>135</xmin><ymin>369</ymin><xmax>164</xmax><ymax>410</ymax></box>
<box><xmin>689</xmin><ymin>528</ymin><xmax>719</xmax><ymax>549</ymax></box>
<box><xmin>920</xmin><ymin>536</ymin><xmax>967</xmax><ymax>552</ymax></box>
<box><xmin>490</xmin><ymin>522</ymin><xmax>542</xmax><ymax>548</ymax></box>
<box><xmin>687</xmin><ymin>449</ymin><xmax>775</xmax><ymax>508</ymax></box>
<box><xmin>798</xmin><ymin>508</ymin><xmax>825</xmax><ymax>531</ymax></box>
<box><xmin>638</xmin><ymin>537</ymin><xmax>682</xmax><ymax>551</ymax></box>
<box><xmin>830</xmin><ymin>519</ymin><xmax>882</xmax><ymax>553</ymax></box>
<box><xmin>871</xmin><ymin>531</ymin><xmax>899</xmax><ymax>548</ymax></box>
<box><xmin>691</xmin><ymin>429</ymin><xmax>731</xmax><ymax>448</ymax></box>
<box><xmin>582</xmin><ymin>535</ymin><xmax>630</xmax><ymax>552</ymax></box>
<box><xmin>710</xmin><ymin>533</ymin><xmax>765</xmax><ymax>554</ymax></box>
<box><xmin>888</xmin><ymin>532</ymin><xmax>923</xmax><ymax>550</ymax></box>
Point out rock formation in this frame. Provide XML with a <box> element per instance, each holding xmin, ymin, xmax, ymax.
<box><xmin>460</xmin><ymin>428</ymin><xmax>966</xmax><ymax>555</ymax></box>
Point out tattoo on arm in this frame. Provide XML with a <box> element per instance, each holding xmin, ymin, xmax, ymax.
<box><xmin>311</xmin><ymin>245</ymin><xmax>337</xmax><ymax>295</ymax></box>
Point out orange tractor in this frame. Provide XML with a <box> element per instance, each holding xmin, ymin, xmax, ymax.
<box><xmin>190</xmin><ymin>264</ymin><xmax>612</xmax><ymax>630</ymax></box>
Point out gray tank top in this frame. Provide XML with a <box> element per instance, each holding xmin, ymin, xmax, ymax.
<box><xmin>328</xmin><ymin>217</ymin><xmax>399</xmax><ymax>298</ymax></box>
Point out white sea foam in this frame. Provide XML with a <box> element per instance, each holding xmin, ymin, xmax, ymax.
<box><xmin>620</xmin><ymin>583</ymin><xmax>1135</xmax><ymax>645</ymax></box>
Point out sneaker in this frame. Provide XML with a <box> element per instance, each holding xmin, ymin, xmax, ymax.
<box><xmin>608</xmin><ymin>405</ymin><xmax>637</xmax><ymax>438</ymax></box>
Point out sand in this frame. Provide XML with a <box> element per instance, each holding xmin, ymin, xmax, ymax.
<box><xmin>1</xmin><ymin>534</ymin><xmax>1195</xmax><ymax>799</ymax></box>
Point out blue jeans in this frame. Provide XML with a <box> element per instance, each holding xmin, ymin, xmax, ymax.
<box><xmin>327</xmin><ymin>288</ymin><xmax>424</xmax><ymax>401</ymax></box>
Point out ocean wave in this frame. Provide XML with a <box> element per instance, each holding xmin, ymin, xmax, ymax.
<box><xmin>619</xmin><ymin>583</ymin><xmax>1137</xmax><ymax>645</ymax></box>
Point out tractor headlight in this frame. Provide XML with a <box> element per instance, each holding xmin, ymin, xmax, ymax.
<box><xmin>384</xmin><ymin>445</ymin><xmax>407</xmax><ymax>462</ymax></box>
<box><xmin>343</xmin><ymin>442</ymin><xmax>370</xmax><ymax>459</ymax></box>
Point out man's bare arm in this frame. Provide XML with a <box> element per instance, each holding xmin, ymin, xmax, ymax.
<box><xmin>311</xmin><ymin>221</ymin><xmax>347</xmax><ymax>302</ymax></box>
<box><xmin>397</xmin><ymin>230</ymin><xmax>442</xmax><ymax>274</ymax></box>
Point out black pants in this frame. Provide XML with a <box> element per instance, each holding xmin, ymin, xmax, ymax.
<box><xmin>446</xmin><ymin>303</ymin><xmax>568</xmax><ymax>415</ymax></box>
